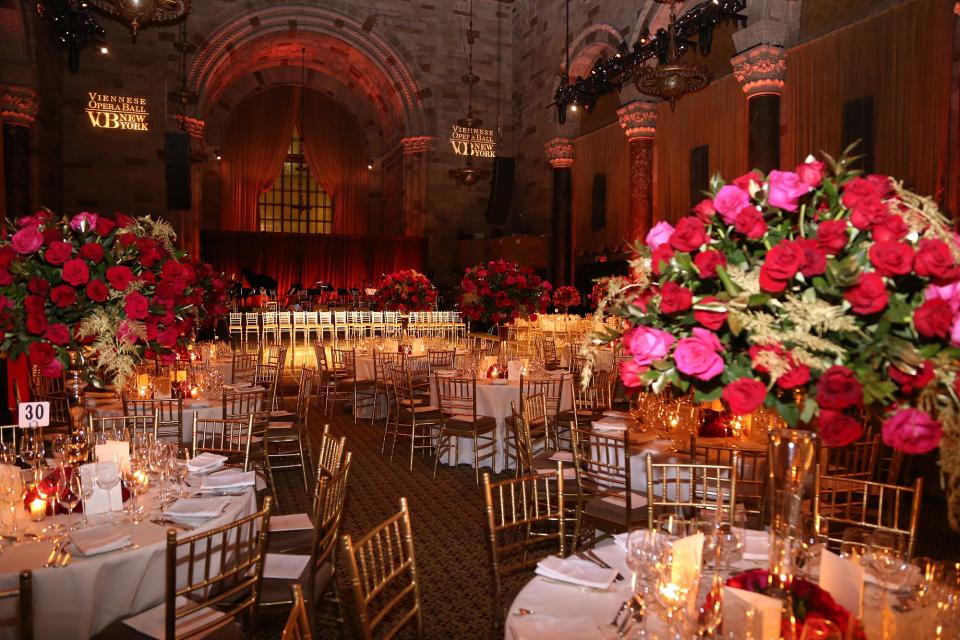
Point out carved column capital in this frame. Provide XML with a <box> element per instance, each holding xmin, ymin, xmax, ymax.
<box><xmin>401</xmin><ymin>136</ymin><xmax>433</xmax><ymax>155</ymax></box>
<box><xmin>176</xmin><ymin>115</ymin><xmax>206</xmax><ymax>140</ymax></box>
<box><xmin>0</xmin><ymin>85</ymin><xmax>39</xmax><ymax>127</ymax></box>
<box><xmin>732</xmin><ymin>44</ymin><xmax>786</xmax><ymax>98</ymax></box>
<box><xmin>616</xmin><ymin>100</ymin><xmax>658</xmax><ymax>141</ymax></box>
<box><xmin>544</xmin><ymin>137</ymin><xmax>574</xmax><ymax>169</ymax></box>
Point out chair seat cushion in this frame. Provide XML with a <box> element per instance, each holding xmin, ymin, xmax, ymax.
<box><xmin>92</xmin><ymin>598</ymin><xmax>244</xmax><ymax>640</ymax></box>
<box><xmin>259</xmin><ymin>558</ymin><xmax>335</xmax><ymax>606</ymax></box>
<box><xmin>444</xmin><ymin>414</ymin><xmax>497</xmax><ymax>432</ymax></box>
<box><xmin>583</xmin><ymin>492</ymin><xmax>648</xmax><ymax>525</ymax></box>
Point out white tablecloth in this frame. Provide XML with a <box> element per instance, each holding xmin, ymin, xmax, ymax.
<box><xmin>0</xmin><ymin>485</ymin><xmax>256</xmax><ymax>639</ymax></box>
<box><xmin>88</xmin><ymin>398</ymin><xmax>224</xmax><ymax>443</ymax></box>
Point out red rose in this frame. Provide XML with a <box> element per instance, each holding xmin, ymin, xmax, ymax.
<box><xmin>11</xmin><ymin>227</ymin><xmax>43</xmax><ymax>254</ymax></box>
<box><xmin>872</xmin><ymin>215</ymin><xmax>909</xmax><ymax>243</ymax></box>
<box><xmin>0</xmin><ymin>270</ymin><xmax>11</xmax><ymax>286</ymax></box>
<box><xmin>748</xmin><ymin>343</ymin><xmax>784</xmax><ymax>373</ymax></box>
<box><xmin>27</xmin><ymin>341</ymin><xmax>55</xmax><ymax>365</ymax></box>
<box><xmin>850</xmin><ymin>198</ymin><xmax>889</xmax><ymax>230</ymax></box>
<box><xmin>915</xmin><ymin>238</ymin><xmax>960</xmax><ymax>283</ymax></box>
<box><xmin>85</xmin><ymin>279</ymin><xmax>108</xmax><ymax>302</ymax></box>
<box><xmin>868</xmin><ymin>241</ymin><xmax>914</xmax><ymax>277</ymax></box>
<box><xmin>659</xmin><ymin>282</ymin><xmax>693</xmax><ymax>314</ymax></box>
<box><xmin>795</xmin><ymin>160</ymin><xmax>826</xmax><ymax>188</ymax></box>
<box><xmin>0</xmin><ymin>247</ymin><xmax>15</xmax><ymax>268</ymax></box>
<box><xmin>44</xmin><ymin>241</ymin><xmax>73</xmax><ymax>265</ymax></box>
<box><xmin>777</xmin><ymin>361</ymin><xmax>811</xmax><ymax>390</ymax></box>
<box><xmin>27</xmin><ymin>277</ymin><xmax>49</xmax><ymax>295</ymax></box>
<box><xmin>722</xmin><ymin>378</ymin><xmax>767</xmax><ymax>415</ymax></box>
<box><xmin>759</xmin><ymin>242</ymin><xmax>805</xmax><ymax>293</ymax></box>
<box><xmin>61</xmin><ymin>259</ymin><xmax>90</xmax><ymax>286</ymax></box>
<box><xmin>49</xmin><ymin>285</ymin><xmax>76</xmax><ymax>308</ymax></box>
<box><xmin>843</xmin><ymin>272</ymin><xmax>888</xmax><ymax>315</ymax></box>
<box><xmin>79</xmin><ymin>242</ymin><xmax>105</xmax><ymax>263</ymax></box>
<box><xmin>732</xmin><ymin>170</ymin><xmax>763</xmax><ymax>191</ymax></box>
<box><xmin>734</xmin><ymin>208</ymin><xmax>767</xmax><ymax>239</ymax></box>
<box><xmin>692</xmin><ymin>198</ymin><xmax>716</xmax><ymax>221</ymax></box>
<box><xmin>157</xmin><ymin>326</ymin><xmax>182</xmax><ymax>349</ymax></box>
<box><xmin>124</xmin><ymin>291</ymin><xmax>150</xmax><ymax>320</ymax></box>
<box><xmin>819</xmin><ymin>410</ymin><xmax>863</xmax><ymax>447</ymax></box>
<box><xmin>651</xmin><ymin>244</ymin><xmax>674</xmax><ymax>276</ymax></box>
<box><xmin>842</xmin><ymin>175</ymin><xmax>891</xmax><ymax>209</ymax></box>
<box><xmin>888</xmin><ymin>360</ymin><xmax>934</xmax><ymax>394</ymax></box>
<box><xmin>44</xmin><ymin>323</ymin><xmax>70</xmax><ymax>346</ymax></box>
<box><xmin>795</xmin><ymin>239</ymin><xmax>827</xmax><ymax>277</ymax></box>
<box><xmin>106</xmin><ymin>265</ymin><xmax>135</xmax><ymax>291</ymax></box>
<box><xmin>26</xmin><ymin>313</ymin><xmax>47</xmax><ymax>335</ymax></box>
<box><xmin>914</xmin><ymin>298</ymin><xmax>953</xmax><ymax>338</ymax></box>
<box><xmin>694</xmin><ymin>250</ymin><xmax>726</xmax><ymax>279</ymax></box>
<box><xmin>816</xmin><ymin>365</ymin><xmax>863</xmax><ymax>410</ymax></box>
<box><xmin>95</xmin><ymin>217</ymin><xmax>116</xmax><ymax>236</ymax></box>
<box><xmin>693</xmin><ymin>296</ymin><xmax>728</xmax><ymax>330</ymax></box>
<box><xmin>669</xmin><ymin>217</ymin><xmax>707</xmax><ymax>253</ymax></box>
<box><xmin>24</xmin><ymin>295</ymin><xmax>45</xmax><ymax>314</ymax></box>
<box><xmin>817</xmin><ymin>220</ymin><xmax>849</xmax><ymax>255</ymax></box>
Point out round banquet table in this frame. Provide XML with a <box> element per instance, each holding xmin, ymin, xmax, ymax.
<box><xmin>0</xmin><ymin>485</ymin><xmax>256</xmax><ymax>639</ymax></box>
<box><xmin>504</xmin><ymin>537</ymin><xmax>936</xmax><ymax>640</ymax></box>
<box><xmin>559</xmin><ymin>344</ymin><xmax>615</xmax><ymax>372</ymax></box>
<box><xmin>87</xmin><ymin>397</ymin><xmax>225</xmax><ymax>443</ymax></box>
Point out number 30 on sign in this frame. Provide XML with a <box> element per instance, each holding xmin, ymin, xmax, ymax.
<box><xmin>18</xmin><ymin>402</ymin><xmax>50</xmax><ymax>428</ymax></box>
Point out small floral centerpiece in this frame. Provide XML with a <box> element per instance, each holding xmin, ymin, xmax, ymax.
<box><xmin>0</xmin><ymin>209</ymin><xmax>228</xmax><ymax>387</ymax></box>
<box><xmin>552</xmin><ymin>285</ymin><xmax>581</xmax><ymax>313</ymax></box>
<box><xmin>374</xmin><ymin>269</ymin><xmax>437</xmax><ymax>312</ymax></box>
<box><xmin>592</xmin><ymin>148</ymin><xmax>960</xmax><ymax>525</ymax></box>
<box><xmin>458</xmin><ymin>259</ymin><xmax>552</xmax><ymax>325</ymax></box>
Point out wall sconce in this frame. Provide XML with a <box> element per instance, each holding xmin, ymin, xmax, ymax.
<box><xmin>214</xmin><ymin>148</ymin><xmax>222</xmax><ymax>161</ymax></box>
<box><xmin>366</xmin><ymin>158</ymin><xmax>374</xmax><ymax>170</ymax></box>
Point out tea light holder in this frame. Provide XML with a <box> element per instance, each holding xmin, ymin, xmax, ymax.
<box><xmin>29</xmin><ymin>497</ymin><xmax>47</xmax><ymax>522</ymax></box>
<box><xmin>486</xmin><ymin>364</ymin><xmax>504</xmax><ymax>380</ymax></box>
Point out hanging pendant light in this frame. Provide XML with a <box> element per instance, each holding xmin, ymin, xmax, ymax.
<box><xmin>449</xmin><ymin>0</ymin><xmax>490</xmax><ymax>187</ymax></box>
<box><xmin>88</xmin><ymin>0</ymin><xmax>189</xmax><ymax>39</ymax></box>
<box><xmin>635</xmin><ymin>0</ymin><xmax>710</xmax><ymax>109</ymax></box>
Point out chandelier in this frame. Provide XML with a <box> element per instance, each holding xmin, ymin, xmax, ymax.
<box><xmin>449</xmin><ymin>0</ymin><xmax>490</xmax><ymax>187</ymax></box>
<box><xmin>554</xmin><ymin>0</ymin><xmax>746</xmax><ymax>122</ymax></box>
<box><xmin>87</xmin><ymin>0</ymin><xmax>190</xmax><ymax>39</ymax></box>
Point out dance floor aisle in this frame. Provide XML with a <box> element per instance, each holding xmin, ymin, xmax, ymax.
<box><xmin>261</xmin><ymin>377</ymin><xmax>956</xmax><ymax>640</ymax></box>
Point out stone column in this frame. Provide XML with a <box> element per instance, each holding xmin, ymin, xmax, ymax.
<box><xmin>616</xmin><ymin>100</ymin><xmax>657</xmax><ymax>246</ymax></box>
<box><xmin>544</xmin><ymin>137</ymin><xmax>574</xmax><ymax>286</ymax></box>
<box><xmin>732</xmin><ymin>44</ymin><xmax>786</xmax><ymax>173</ymax></box>
<box><xmin>0</xmin><ymin>85</ymin><xmax>39</xmax><ymax>220</ymax></box>
<box><xmin>177</xmin><ymin>115</ymin><xmax>206</xmax><ymax>258</ymax></box>
<box><xmin>400</xmin><ymin>136</ymin><xmax>432</xmax><ymax>237</ymax></box>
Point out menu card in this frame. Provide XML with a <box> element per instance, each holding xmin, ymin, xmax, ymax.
<box><xmin>819</xmin><ymin>549</ymin><xmax>864</xmax><ymax>617</ymax></box>
<box><xmin>722</xmin><ymin>586</ymin><xmax>783</xmax><ymax>639</ymax></box>
<box><xmin>670</xmin><ymin>532</ymin><xmax>704</xmax><ymax>583</ymax></box>
<box><xmin>94</xmin><ymin>440</ymin><xmax>130</xmax><ymax>473</ymax></box>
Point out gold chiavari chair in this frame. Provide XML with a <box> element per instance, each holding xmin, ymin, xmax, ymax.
<box><xmin>645</xmin><ymin>454</ymin><xmax>738</xmax><ymax>524</ymax></box>
<box><xmin>556</xmin><ymin>372</ymin><xmax>609</xmax><ymax>451</ymax></box>
<box><xmin>94</xmin><ymin>498</ymin><xmax>272</xmax><ymax>640</ymax></box>
<box><xmin>121</xmin><ymin>397</ymin><xmax>183</xmax><ymax>443</ymax></box>
<box><xmin>434</xmin><ymin>375</ymin><xmax>498</xmax><ymax>483</ymax></box>
<box><xmin>426</xmin><ymin>349</ymin><xmax>456</xmax><ymax>373</ymax></box>
<box><xmin>691</xmin><ymin>437</ymin><xmax>766</xmax><ymax>524</ymax></box>
<box><xmin>313</xmin><ymin>342</ymin><xmax>338</xmax><ymax>416</ymax></box>
<box><xmin>194</xmin><ymin>413</ymin><xmax>278</xmax><ymax>506</ymax></box>
<box><xmin>280</xmin><ymin>585</ymin><xmax>311</xmax><ymax>640</ymax></box>
<box><xmin>231</xmin><ymin>351</ymin><xmax>259</xmax><ymax>385</ymax></box>
<box><xmin>266</xmin><ymin>376</ymin><xmax>313</xmax><ymax>491</ymax></box>
<box><xmin>341</xmin><ymin>497</ymin><xmax>423</xmax><ymax>640</ymax></box>
<box><xmin>262</xmin><ymin>311</ymin><xmax>279</xmax><ymax>343</ymax></box>
<box><xmin>0</xmin><ymin>570</ymin><xmax>32</xmax><ymax>640</ymax></box>
<box><xmin>222</xmin><ymin>387</ymin><xmax>266</xmax><ymax>421</ymax></box>
<box><xmin>385</xmin><ymin>368</ymin><xmax>440</xmax><ymax>471</ymax></box>
<box><xmin>315</xmin><ymin>424</ymin><xmax>347</xmax><ymax>479</ymax></box>
<box><xmin>255</xmin><ymin>362</ymin><xmax>284</xmax><ymax>413</ymax></box>
<box><xmin>88</xmin><ymin>413</ymin><xmax>158</xmax><ymax>441</ymax></box>
<box><xmin>269</xmin><ymin>365</ymin><xmax>312</xmax><ymax>423</ymax></box>
<box><xmin>483</xmin><ymin>464</ymin><xmax>565</xmax><ymax>637</ymax></box>
<box><xmin>371</xmin><ymin>351</ymin><xmax>404</xmax><ymax>425</ymax></box>
<box><xmin>329</xmin><ymin>348</ymin><xmax>376</xmax><ymax>423</ymax></box>
<box><xmin>814</xmin><ymin>474</ymin><xmax>923</xmax><ymax>559</ymax></box>
<box><xmin>569</xmin><ymin>426</ymin><xmax>642</xmax><ymax>546</ymax></box>
<box><xmin>821</xmin><ymin>435</ymin><xmax>882</xmax><ymax>480</ymax></box>
<box><xmin>535</xmin><ymin>336</ymin><xmax>561</xmax><ymax>370</ymax></box>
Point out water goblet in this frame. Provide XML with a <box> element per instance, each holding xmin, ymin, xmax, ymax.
<box><xmin>79</xmin><ymin>470</ymin><xmax>95</xmax><ymax>527</ymax></box>
<box><xmin>19</xmin><ymin>430</ymin><xmax>42</xmax><ymax>473</ymax></box>
<box><xmin>95</xmin><ymin>460</ymin><xmax>122</xmax><ymax>524</ymax></box>
<box><xmin>60</xmin><ymin>469</ymin><xmax>83</xmax><ymax>531</ymax></box>
<box><xmin>67</xmin><ymin>429</ymin><xmax>89</xmax><ymax>465</ymax></box>
<box><xmin>655</xmin><ymin>559</ymin><xmax>697</xmax><ymax>640</ymax></box>
<box><xmin>840</xmin><ymin>527</ymin><xmax>872</xmax><ymax>563</ymax></box>
<box><xmin>39</xmin><ymin>468</ymin><xmax>65</xmax><ymax>535</ymax></box>
<box><xmin>149</xmin><ymin>440</ymin><xmax>172</xmax><ymax>502</ymax></box>
<box><xmin>0</xmin><ymin>441</ymin><xmax>15</xmax><ymax>465</ymax></box>
<box><xmin>120</xmin><ymin>459</ymin><xmax>149</xmax><ymax>523</ymax></box>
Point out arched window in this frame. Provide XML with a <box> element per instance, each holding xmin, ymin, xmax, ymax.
<box><xmin>258</xmin><ymin>127</ymin><xmax>333</xmax><ymax>234</ymax></box>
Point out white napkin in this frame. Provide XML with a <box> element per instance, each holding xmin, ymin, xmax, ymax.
<box><xmin>270</xmin><ymin>513</ymin><xmax>313</xmax><ymax>532</ymax></box>
<box><xmin>222</xmin><ymin>383</ymin><xmax>250</xmax><ymax>390</ymax></box>
<box><xmin>69</xmin><ymin>524</ymin><xmax>132</xmax><ymax>556</ymax></box>
<box><xmin>603</xmin><ymin>410</ymin><xmax>631</xmax><ymax>419</ymax></box>
<box><xmin>819</xmin><ymin>549</ymin><xmax>864</xmax><ymax>617</ymax></box>
<box><xmin>262</xmin><ymin>553</ymin><xmax>310</xmax><ymax>580</ymax></box>
<box><xmin>200</xmin><ymin>470</ymin><xmax>255</xmax><ymax>490</ymax></box>
<box><xmin>509</xmin><ymin>614</ymin><xmax>606</xmax><ymax>640</ymax></box>
<box><xmin>742</xmin><ymin>529</ymin><xmax>770</xmax><ymax>561</ymax></box>
<box><xmin>163</xmin><ymin>496</ymin><xmax>231</xmax><ymax>520</ymax></box>
<box><xmin>535</xmin><ymin>555</ymin><xmax>617</xmax><ymax>590</ymax></box>
<box><xmin>591</xmin><ymin>418</ymin><xmax>629</xmax><ymax>431</ymax></box>
<box><xmin>185</xmin><ymin>400</ymin><xmax>211</xmax><ymax>408</ymax></box>
<box><xmin>722</xmin><ymin>586</ymin><xmax>782</xmax><ymax>640</ymax></box>
<box><xmin>187</xmin><ymin>453</ymin><xmax>227</xmax><ymax>473</ymax></box>
<box><xmin>123</xmin><ymin>596</ymin><xmax>226</xmax><ymax>640</ymax></box>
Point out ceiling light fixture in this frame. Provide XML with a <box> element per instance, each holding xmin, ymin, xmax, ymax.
<box><xmin>87</xmin><ymin>0</ymin><xmax>190</xmax><ymax>40</ymax></box>
<box><xmin>449</xmin><ymin>0</ymin><xmax>491</xmax><ymax>187</ymax></box>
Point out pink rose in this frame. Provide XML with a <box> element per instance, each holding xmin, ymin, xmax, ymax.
<box><xmin>673</xmin><ymin>327</ymin><xmax>724</xmax><ymax>381</ymax></box>
<box><xmin>11</xmin><ymin>227</ymin><xmax>43</xmax><ymax>254</ymax></box>
<box><xmin>70</xmin><ymin>211</ymin><xmax>99</xmax><ymax>232</ymax></box>
<box><xmin>625</xmin><ymin>326</ymin><xmax>675</xmax><ymax>366</ymax></box>
<box><xmin>40</xmin><ymin>358</ymin><xmax>63</xmax><ymax>379</ymax></box>
<box><xmin>766</xmin><ymin>170</ymin><xmax>812</xmax><ymax>212</ymax></box>
<box><xmin>712</xmin><ymin>185</ymin><xmax>751</xmax><ymax>225</ymax></box>
<box><xmin>881</xmin><ymin>407</ymin><xmax>943</xmax><ymax>454</ymax></box>
<box><xmin>620</xmin><ymin>359</ymin><xmax>646</xmax><ymax>388</ymax></box>
<box><xmin>924</xmin><ymin>282</ymin><xmax>960</xmax><ymax>314</ymax></box>
<box><xmin>645</xmin><ymin>221</ymin><xmax>675</xmax><ymax>250</ymax></box>
<box><xmin>795</xmin><ymin>160</ymin><xmax>826</xmax><ymax>188</ymax></box>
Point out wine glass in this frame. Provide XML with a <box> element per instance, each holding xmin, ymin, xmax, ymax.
<box><xmin>120</xmin><ymin>459</ymin><xmax>149</xmax><ymax>523</ymax></box>
<box><xmin>149</xmin><ymin>440</ymin><xmax>171</xmax><ymax>503</ymax></box>
<box><xmin>840</xmin><ymin>527</ymin><xmax>872</xmax><ymax>563</ymax></box>
<box><xmin>868</xmin><ymin>530</ymin><xmax>908</xmax><ymax>591</ymax></box>
<box><xmin>67</xmin><ymin>429</ymin><xmax>89</xmax><ymax>465</ymax></box>
<box><xmin>170</xmin><ymin>446</ymin><xmax>191</xmax><ymax>499</ymax></box>
<box><xmin>79</xmin><ymin>470</ymin><xmax>95</xmax><ymax>527</ymax></box>
<box><xmin>717</xmin><ymin>523</ymin><xmax>744</xmax><ymax>574</ymax></box>
<box><xmin>50</xmin><ymin>434</ymin><xmax>69</xmax><ymax>465</ymax></box>
<box><xmin>911</xmin><ymin>556</ymin><xmax>945</xmax><ymax>607</ymax></box>
<box><xmin>796</xmin><ymin>514</ymin><xmax>826</xmax><ymax>579</ymax></box>
<box><xmin>95</xmin><ymin>460</ymin><xmax>121</xmax><ymax>524</ymax></box>
<box><xmin>0</xmin><ymin>441</ymin><xmax>15</xmax><ymax>465</ymax></box>
<box><xmin>655</xmin><ymin>559</ymin><xmax>697</xmax><ymax>639</ymax></box>
<box><xmin>656</xmin><ymin>514</ymin><xmax>690</xmax><ymax>539</ymax></box>
<box><xmin>60</xmin><ymin>469</ymin><xmax>82</xmax><ymax>531</ymax></box>
<box><xmin>19</xmin><ymin>430</ymin><xmax>42</xmax><ymax>476</ymax></box>
<box><xmin>39</xmin><ymin>468</ymin><xmax>65</xmax><ymax>535</ymax></box>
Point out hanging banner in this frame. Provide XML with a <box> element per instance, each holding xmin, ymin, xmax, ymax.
<box><xmin>85</xmin><ymin>92</ymin><xmax>150</xmax><ymax>131</ymax></box>
<box><xmin>450</xmin><ymin>124</ymin><xmax>495</xmax><ymax>158</ymax></box>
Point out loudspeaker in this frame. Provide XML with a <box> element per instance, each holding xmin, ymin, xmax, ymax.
<box><xmin>485</xmin><ymin>156</ymin><xmax>515</xmax><ymax>225</ymax></box>
<box><xmin>165</xmin><ymin>130</ymin><xmax>191</xmax><ymax>210</ymax></box>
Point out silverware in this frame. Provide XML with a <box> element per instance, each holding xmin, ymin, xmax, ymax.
<box><xmin>583</xmin><ymin>549</ymin><xmax>612</xmax><ymax>568</ymax></box>
<box><xmin>609</xmin><ymin>599</ymin><xmax>633</xmax><ymax>626</ymax></box>
<box><xmin>577</xmin><ymin>550</ymin><xmax>625</xmax><ymax>582</ymax></box>
<box><xmin>150</xmin><ymin>518</ymin><xmax>194</xmax><ymax>531</ymax></box>
<box><xmin>44</xmin><ymin>540</ymin><xmax>64</xmax><ymax>568</ymax></box>
<box><xmin>58</xmin><ymin>551</ymin><xmax>72</xmax><ymax>567</ymax></box>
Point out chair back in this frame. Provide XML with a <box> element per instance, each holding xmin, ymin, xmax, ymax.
<box><xmin>570</xmin><ymin>426</ymin><xmax>630</xmax><ymax>504</ymax></box>
<box><xmin>231</xmin><ymin>352</ymin><xmax>259</xmax><ymax>385</ymax></box>
<box><xmin>0</xmin><ymin>570</ymin><xmax>32</xmax><ymax>640</ymax></box>
<box><xmin>223</xmin><ymin>388</ymin><xmax>266</xmax><ymax>420</ymax></box>
<box><xmin>244</xmin><ymin>312</ymin><xmax>260</xmax><ymax>327</ymax></box>
<box><xmin>373</xmin><ymin>351</ymin><xmax>404</xmax><ymax>388</ymax></box>
<box><xmin>192</xmin><ymin>415</ymin><xmax>254</xmax><ymax>470</ymax></box>
<box><xmin>315</xmin><ymin>424</ymin><xmax>347</xmax><ymax>478</ymax></box>
<box><xmin>263</xmin><ymin>312</ymin><xmax>278</xmax><ymax>327</ymax></box>
<box><xmin>311</xmin><ymin>452</ymin><xmax>352</xmax><ymax>582</ymax></box>
<box><xmin>823</xmin><ymin>436</ymin><xmax>881</xmax><ymax>480</ymax></box>
<box><xmin>691</xmin><ymin>437</ymin><xmax>766</xmax><ymax>521</ymax></box>
<box><xmin>426</xmin><ymin>349</ymin><xmax>455</xmax><ymax>371</ymax></box>
<box><xmin>89</xmin><ymin>413</ymin><xmax>158</xmax><ymax>440</ymax></box>
<box><xmin>122</xmin><ymin>398</ymin><xmax>183</xmax><ymax>442</ymax></box>
<box><xmin>280</xmin><ymin>585</ymin><xmax>311</xmax><ymax>640</ymax></box>
<box><xmin>536</xmin><ymin>337</ymin><xmax>560</xmax><ymax>368</ymax></box>
<box><xmin>645</xmin><ymin>454</ymin><xmax>738</xmax><ymax>524</ymax></box>
<box><xmin>265</xmin><ymin>345</ymin><xmax>288</xmax><ymax>369</ymax></box>
<box><xmin>164</xmin><ymin>498</ymin><xmax>272</xmax><ymax>639</ymax></box>
<box><xmin>341</xmin><ymin>497</ymin><xmax>423</xmax><ymax>640</ymax></box>
<box><xmin>435</xmin><ymin>376</ymin><xmax>478</xmax><ymax>421</ymax></box>
<box><xmin>331</xmin><ymin>348</ymin><xmax>356</xmax><ymax>377</ymax></box>
<box><xmin>520</xmin><ymin>392</ymin><xmax>549</xmax><ymax>454</ymax></box>
<box><xmin>814</xmin><ymin>474</ymin><xmax>923</xmax><ymax>559</ymax></box>
<box><xmin>483</xmin><ymin>466</ymin><xmax>565</xmax><ymax>635</ymax></box>
<box><xmin>228</xmin><ymin>313</ymin><xmax>243</xmax><ymax>329</ymax></box>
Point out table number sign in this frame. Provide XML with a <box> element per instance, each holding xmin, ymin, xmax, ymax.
<box><xmin>18</xmin><ymin>401</ymin><xmax>50</xmax><ymax>428</ymax></box>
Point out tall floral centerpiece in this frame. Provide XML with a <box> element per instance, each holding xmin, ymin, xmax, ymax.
<box><xmin>0</xmin><ymin>210</ymin><xmax>228</xmax><ymax>387</ymax></box>
<box><xmin>374</xmin><ymin>269</ymin><xmax>437</xmax><ymax>312</ymax></box>
<box><xmin>458</xmin><ymin>259</ymin><xmax>552</xmax><ymax>326</ymax></box>
<box><xmin>594</xmin><ymin>148</ymin><xmax>960</xmax><ymax>527</ymax></box>
<box><xmin>552</xmin><ymin>285</ymin><xmax>581</xmax><ymax>313</ymax></box>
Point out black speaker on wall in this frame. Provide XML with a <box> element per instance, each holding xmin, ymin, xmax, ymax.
<box><xmin>165</xmin><ymin>130</ymin><xmax>191</xmax><ymax>210</ymax></box>
<box><xmin>485</xmin><ymin>156</ymin><xmax>515</xmax><ymax>225</ymax></box>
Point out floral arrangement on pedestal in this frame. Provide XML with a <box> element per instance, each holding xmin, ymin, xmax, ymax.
<box><xmin>552</xmin><ymin>285</ymin><xmax>581</xmax><ymax>313</ymax></box>
<box><xmin>458</xmin><ymin>259</ymin><xmax>552</xmax><ymax>325</ymax></box>
<box><xmin>0</xmin><ymin>209</ymin><xmax>228</xmax><ymax>387</ymax></box>
<box><xmin>590</xmin><ymin>277</ymin><xmax>614</xmax><ymax>309</ymax></box>
<box><xmin>374</xmin><ymin>269</ymin><xmax>437</xmax><ymax>312</ymax></box>
<box><xmin>592</xmin><ymin>149</ymin><xmax>960</xmax><ymax>523</ymax></box>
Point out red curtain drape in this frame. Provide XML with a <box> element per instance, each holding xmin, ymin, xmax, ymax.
<box><xmin>200</xmin><ymin>231</ymin><xmax>426</xmax><ymax>294</ymax></box>
<box><xmin>299</xmin><ymin>90</ymin><xmax>370</xmax><ymax>235</ymax></box>
<box><xmin>220</xmin><ymin>86</ymin><xmax>300</xmax><ymax>230</ymax></box>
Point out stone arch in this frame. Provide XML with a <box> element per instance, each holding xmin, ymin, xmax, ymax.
<box><xmin>187</xmin><ymin>3</ymin><xmax>435</xmax><ymax>144</ymax></box>
<box><xmin>560</xmin><ymin>23</ymin><xmax>626</xmax><ymax>81</ymax></box>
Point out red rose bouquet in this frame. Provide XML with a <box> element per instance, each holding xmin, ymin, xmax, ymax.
<box><xmin>458</xmin><ymin>259</ymin><xmax>552</xmax><ymax>325</ymax></box>
<box><xmin>591</xmin><ymin>147</ymin><xmax>960</xmax><ymax>519</ymax></box>
<box><xmin>552</xmin><ymin>285</ymin><xmax>581</xmax><ymax>312</ymax></box>
<box><xmin>374</xmin><ymin>269</ymin><xmax>437</xmax><ymax>312</ymax></box>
